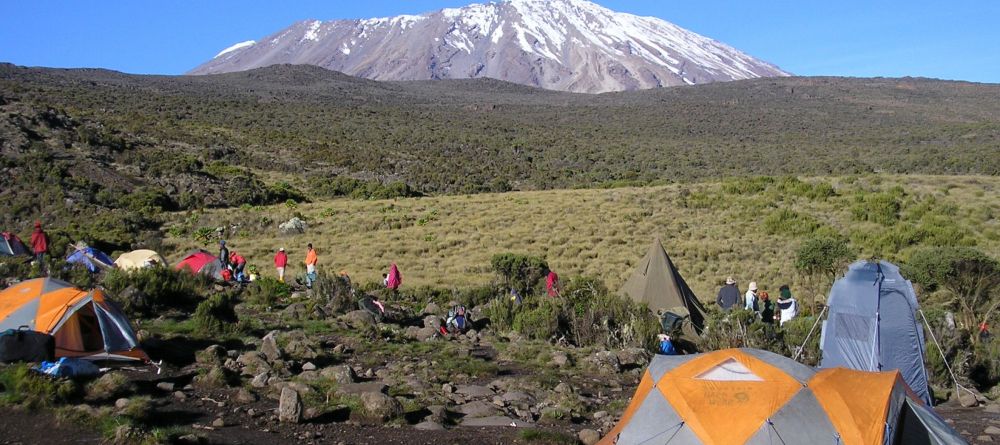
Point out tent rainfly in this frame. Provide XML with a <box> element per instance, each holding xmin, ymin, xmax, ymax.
<box><xmin>175</xmin><ymin>250</ymin><xmax>224</xmax><ymax>280</ymax></box>
<box><xmin>0</xmin><ymin>278</ymin><xmax>148</xmax><ymax>361</ymax></box>
<box><xmin>820</xmin><ymin>260</ymin><xmax>933</xmax><ymax>405</ymax></box>
<box><xmin>115</xmin><ymin>249</ymin><xmax>168</xmax><ymax>271</ymax></box>
<box><xmin>599</xmin><ymin>348</ymin><xmax>966</xmax><ymax>445</ymax></box>
<box><xmin>1</xmin><ymin>232</ymin><xmax>30</xmax><ymax>257</ymax></box>
<box><xmin>619</xmin><ymin>238</ymin><xmax>707</xmax><ymax>334</ymax></box>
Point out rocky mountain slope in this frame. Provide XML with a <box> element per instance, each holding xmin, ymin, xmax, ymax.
<box><xmin>189</xmin><ymin>0</ymin><xmax>788</xmax><ymax>93</ymax></box>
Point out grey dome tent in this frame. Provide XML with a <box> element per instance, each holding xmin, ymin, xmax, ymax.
<box><xmin>819</xmin><ymin>260</ymin><xmax>932</xmax><ymax>405</ymax></box>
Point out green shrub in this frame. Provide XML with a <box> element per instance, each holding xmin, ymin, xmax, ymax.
<box><xmin>0</xmin><ymin>364</ymin><xmax>78</xmax><ymax>408</ymax></box>
<box><xmin>484</xmin><ymin>297</ymin><xmax>517</xmax><ymax>332</ymax></box>
<box><xmin>491</xmin><ymin>253</ymin><xmax>549</xmax><ymax>295</ymax></box>
<box><xmin>780</xmin><ymin>316</ymin><xmax>822</xmax><ymax>366</ymax></box>
<box><xmin>103</xmin><ymin>266</ymin><xmax>209</xmax><ymax>318</ymax></box>
<box><xmin>700</xmin><ymin>309</ymin><xmax>784</xmax><ymax>354</ymax></box>
<box><xmin>851</xmin><ymin>190</ymin><xmax>903</xmax><ymax>225</ymax></box>
<box><xmin>795</xmin><ymin>236</ymin><xmax>855</xmax><ymax>277</ymax></box>
<box><xmin>244</xmin><ymin>277</ymin><xmax>291</xmax><ymax>307</ymax></box>
<box><xmin>762</xmin><ymin>209</ymin><xmax>822</xmax><ymax>237</ymax></box>
<box><xmin>722</xmin><ymin>176</ymin><xmax>774</xmax><ymax>195</ymax></box>
<box><xmin>775</xmin><ymin>177</ymin><xmax>836</xmax><ymax>200</ymax></box>
<box><xmin>512</xmin><ymin>299</ymin><xmax>562</xmax><ymax>341</ymax></box>
<box><xmin>192</xmin><ymin>292</ymin><xmax>240</xmax><ymax>335</ymax></box>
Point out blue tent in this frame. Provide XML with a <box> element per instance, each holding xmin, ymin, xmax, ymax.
<box><xmin>819</xmin><ymin>260</ymin><xmax>932</xmax><ymax>405</ymax></box>
<box><xmin>66</xmin><ymin>247</ymin><xmax>116</xmax><ymax>273</ymax></box>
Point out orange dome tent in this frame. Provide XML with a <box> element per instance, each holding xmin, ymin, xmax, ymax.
<box><xmin>599</xmin><ymin>348</ymin><xmax>965</xmax><ymax>445</ymax></box>
<box><xmin>0</xmin><ymin>278</ymin><xmax>147</xmax><ymax>361</ymax></box>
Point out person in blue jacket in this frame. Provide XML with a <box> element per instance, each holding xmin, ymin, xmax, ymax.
<box><xmin>658</xmin><ymin>334</ymin><xmax>677</xmax><ymax>355</ymax></box>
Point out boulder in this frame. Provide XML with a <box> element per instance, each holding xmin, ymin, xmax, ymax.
<box><xmin>456</xmin><ymin>384</ymin><xmax>495</xmax><ymax>398</ymax></box>
<box><xmin>278</xmin><ymin>388</ymin><xmax>302</xmax><ymax>424</ymax></box>
<box><xmin>282</xmin><ymin>303</ymin><xmax>309</xmax><ymax>320</ymax></box>
<box><xmin>958</xmin><ymin>387</ymin><xmax>986</xmax><ymax>407</ymax></box>
<box><xmin>285</xmin><ymin>340</ymin><xmax>319</xmax><ymax>360</ymax></box>
<box><xmin>193</xmin><ymin>366</ymin><xmax>231</xmax><ymax>389</ymax></box>
<box><xmin>320</xmin><ymin>365</ymin><xmax>357</xmax><ymax>385</ymax></box>
<box><xmin>236</xmin><ymin>352</ymin><xmax>272</xmax><ymax>376</ymax></box>
<box><xmin>301</xmin><ymin>362</ymin><xmax>317</xmax><ymax>372</ymax></box>
<box><xmin>359</xmin><ymin>392</ymin><xmax>403</xmax><ymax>421</ymax></box>
<box><xmin>616</xmin><ymin>348</ymin><xmax>651</xmax><ymax>369</ymax></box>
<box><xmin>278</xmin><ymin>217</ymin><xmax>307</xmax><ymax>235</ymax></box>
<box><xmin>342</xmin><ymin>310</ymin><xmax>376</xmax><ymax>329</ymax></box>
<box><xmin>250</xmin><ymin>372</ymin><xmax>270</xmax><ymax>388</ymax></box>
<box><xmin>579</xmin><ymin>429</ymin><xmax>601</xmax><ymax>445</ymax></box>
<box><xmin>156</xmin><ymin>382</ymin><xmax>175</xmax><ymax>392</ymax></box>
<box><xmin>414</xmin><ymin>421</ymin><xmax>445</xmax><ymax>431</ymax></box>
<box><xmin>501</xmin><ymin>391</ymin><xmax>532</xmax><ymax>403</ymax></box>
<box><xmin>423</xmin><ymin>315</ymin><xmax>441</xmax><ymax>329</ymax></box>
<box><xmin>456</xmin><ymin>401</ymin><xmax>500</xmax><ymax>419</ymax></box>
<box><xmin>260</xmin><ymin>332</ymin><xmax>283</xmax><ymax>362</ymax></box>
<box><xmin>589</xmin><ymin>351</ymin><xmax>621</xmax><ymax>373</ymax></box>
<box><xmin>986</xmin><ymin>404</ymin><xmax>1000</xmax><ymax>414</ymax></box>
<box><xmin>235</xmin><ymin>388</ymin><xmax>258</xmax><ymax>404</ymax></box>
<box><xmin>550</xmin><ymin>351</ymin><xmax>571</xmax><ymax>368</ymax></box>
<box><xmin>422</xmin><ymin>303</ymin><xmax>442</xmax><ymax>317</ymax></box>
<box><xmin>987</xmin><ymin>426</ymin><xmax>1000</xmax><ymax>436</ymax></box>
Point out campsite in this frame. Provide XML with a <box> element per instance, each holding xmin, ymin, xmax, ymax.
<box><xmin>2</xmin><ymin>1</ymin><xmax>1000</xmax><ymax>443</ymax></box>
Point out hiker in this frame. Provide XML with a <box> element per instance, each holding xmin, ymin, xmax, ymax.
<box><xmin>30</xmin><ymin>221</ymin><xmax>49</xmax><ymax>274</ymax></box>
<box><xmin>274</xmin><ymin>248</ymin><xmax>288</xmax><ymax>282</ymax></box>
<box><xmin>386</xmin><ymin>263</ymin><xmax>402</xmax><ymax>291</ymax></box>
<box><xmin>382</xmin><ymin>273</ymin><xmax>389</xmax><ymax>287</ymax></box>
<box><xmin>745</xmin><ymin>282</ymin><xmax>759</xmax><ymax>312</ymax></box>
<box><xmin>229</xmin><ymin>252</ymin><xmax>247</xmax><ymax>281</ymax></box>
<box><xmin>304</xmin><ymin>243</ymin><xmax>318</xmax><ymax>289</ymax></box>
<box><xmin>776</xmin><ymin>285</ymin><xmax>798</xmax><ymax>326</ymax></box>
<box><xmin>218</xmin><ymin>240</ymin><xmax>230</xmax><ymax>271</ymax></box>
<box><xmin>759</xmin><ymin>291</ymin><xmax>775</xmax><ymax>324</ymax></box>
<box><xmin>546</xmin><ymin>270</ymin><xmax>561</xmax><ymax>297</ymax></box>
<box><xmin>657</xmin><ymin>334</ymin><xmax>677</xmax><ymax>355</ymax></box>
<box><xmin>716</xmin><ymin>276</ymin><xmax>739</xmax><ymax>311</ymax></box>
<box><xmin>442</xmin><ymin>305</ymin><xmax>470</xmax><ymax>335</ymax></box>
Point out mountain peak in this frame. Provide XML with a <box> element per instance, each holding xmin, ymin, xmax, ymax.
<box><xmin>191</xmin><ymin>0</ymin><xmax>788</xmax><ymax>93</ymax></box>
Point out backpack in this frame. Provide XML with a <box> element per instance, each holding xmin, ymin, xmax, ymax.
<box><xmin>0</xmin><ymin>327</ymin><xmax>55</xmax><ymax>363</ymax></box>
<box><xmin>447</xmin><ymin>305</ymin><xmax>469</xmax><ymax>332</ymax></box>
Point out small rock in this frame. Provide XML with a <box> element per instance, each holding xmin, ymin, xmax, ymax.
<box><xmin>414</xmin><ymin>421</ymin><xmax>445</xmax><ymax>431</ymax></box>
<box><xmin>456</xmin><ymin>401</ymin><xmax>500</xmax><ymax>419</ymax></box>
<box><xmin>212</xmin><ymin>418</ymin><xmax>226</xmax><ymax>428</ymax></box>
<box><xmin>173</xmin><ymin>391</ymin><xmax>187</xmax><ymax>401</ymax></box>
<box><xmin>593</xmin><ymin>410</ymin><xmax>608</xmax><ymax>420</ymax></box>
<box><xmin>422</xmin><ymin>303</ymin><xmax>441</xmax><ymax>316</ymax></box>
<box><xmin>195</xmin><ymin>345</ymin><xmax>226</xmax><ymax>366</ymax></box>
<box><xmin>115</xmin><ymin>398</ymin><xmax>130</xmax><ymax>410</ymax></box>
<box><xmin>235</xmin><ymin>388</ymin><xmax>258</xmax><ymax>404</ymax></box>
<box><xmin>977</xmin><ymin>435</ymin><xmax>993</xmax><ymax>443</ymax></box>
<box><xmin>579</xmin><ymin>429</ymin><xmax>601</xmax><ymax>445</ymax></box>
<box><xmin>460</xmin><ymin>416</ymin><xmax>532</xmax><ymax>427</ymax></box>
<box><xmin>550</xmin><ymin>351</ymin><xmax>570</xmax><ymax>368</ymax></box>
<box><xmin>302</xmin><ymin>362</ymin><xmax>317</xmax><ymax>372</ymax></box>
<box><xmin>260</xmin><ymin>332</ymin><xmax>283</xmax><ymax>362</ymax></box>
<box><xmin>616</xmin><ymin>347</ymin><xmax>652</xmax><ymax>369</ymax></box>
<box><xmin>986</xmin><ymin>404</ymin><xmax>1000</xmax><ymax>414</ymax></box>
<box><xmin>456</xmin><ymin>384</ymin><xmax>494</xmax><ymax>398</ymax></box>
<box><xmin>251</xmin><ymin>372</ymin><xmax>270</xmax><ymax>388</ymax></box>
<box><xmin>156</xmin><ymin>382</ymin><xmax>175</xmax><ymax>392</ymax></box>
<box><xmin>176</xmin><ymin>434</ymin><xmax>202</xmax><ymax>445</ymax></box>
<box><xmin>555</xmin><ymin>382</ymin><xmax>574</xmax><ymax>394</ymax></box>
<box><xmin>423</xmin><ymin>315</ymin><xmax>441</xmax><ymax>329</ymax></box>
<box><xmin>958</xmin><ymin>388</ymin><xmax>986</xmax><ymax>407</ymax></box>
<box><xmin>987</xmin><ymin>426</ymin><xmax>1000</xmax><ymax>436</ymax></box>
<box><xmin>442</xmin><ymin>383</ymin><xmax>455</xmax><ymax>393</ymax></box>
<box><xmin>278</xmin><ymin>388</ymin><xmax>303</xmax><ymax>424</ymax></box>
<box><xmin>337</xmin><ymin>382</ymin><xmax>388</xmax><ymax>395</ymax></box>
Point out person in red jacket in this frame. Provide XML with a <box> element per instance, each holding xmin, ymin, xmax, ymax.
<box><xmin>274</xmin><ymin>248</ymin><xmax>288</xmax><ymax>282</ymax></box>
<box><xmin>229</xmin><ymin>252</ymin><xmax>247</xmax><ymax>281</ymax></box>
<box><xmin>30</xmin><ymin>221</ymin><xmax>49</xmax><ymax>275</ymax></box>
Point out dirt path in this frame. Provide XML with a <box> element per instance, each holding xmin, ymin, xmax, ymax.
<box><xmin>0</xmin><ymin>407</ymin><xmax>102</xmax><ymax>445</ymax></box>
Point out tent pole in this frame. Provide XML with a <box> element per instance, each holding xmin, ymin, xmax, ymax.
<box><xmin>793</xmin><ymin>305</ymin><xmax>828</xmax><ymax>362</ymax></box>
<box><xmin>871</xmin><ymin>263</ymin><xmax>884</xmax><ymax>371</ymax></box>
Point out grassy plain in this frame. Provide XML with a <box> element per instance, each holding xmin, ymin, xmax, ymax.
<box><xmin>164</xmin><ymin>174</ymin><xmax>1000</xmax><ymax>304</ymax></box>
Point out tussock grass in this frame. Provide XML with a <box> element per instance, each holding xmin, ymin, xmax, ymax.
<box><xmin>164</xmin><ymin>175</ymin><xmax>1000</xmax><ymax>305</ymax></box>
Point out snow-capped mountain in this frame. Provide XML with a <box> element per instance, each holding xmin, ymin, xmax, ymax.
<box><xmin>189</xmin><ymin>0</ymin><xmax>789</xmax><ymax>93</ymax></box>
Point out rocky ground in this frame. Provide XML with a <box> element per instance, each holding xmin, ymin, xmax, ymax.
<box><xmin>2</xmin><ymin>290</ymin><xmax>998</xmax><ymax>445</ymax></box>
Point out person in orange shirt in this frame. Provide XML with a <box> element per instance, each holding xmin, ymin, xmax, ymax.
<box><xmin>304</xmin><ymin>243</ymin><xmax>318</xmax><ymax>289</ymax></box>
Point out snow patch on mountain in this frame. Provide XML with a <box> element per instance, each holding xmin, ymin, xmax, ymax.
<box><xmin>214</xmin><ymin>40</ymin><xmax>256</xmax><ymax>58</ymax></box>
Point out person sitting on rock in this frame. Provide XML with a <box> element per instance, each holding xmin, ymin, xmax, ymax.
<box><xmin>445</xmin><ymin>305</ymin><xmax>470</xmax><ymax>335</ymax></box>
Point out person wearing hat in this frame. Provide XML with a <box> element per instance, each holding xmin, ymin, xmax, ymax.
<box><xmin>745</xmin><ymin>281</ymin><xmax>760</xmax><ymax>312</ymax></box>
<box><xmin>30</xmin><ymin>221</ymin><xmax>49</xmax><ymax>275</ymax></box>
<box><xmin>274</xmin><ymin>247</ymin><xmax>288</xmax><ymax>282</ymax></box>
<box><xmin>218</xmin><ymin>240</ymin><xmax>230</xmax><ymax>272</ymax></box>
<box><xmin>716</xmin><ymin>276</ymin><xmax>740</xmax><ymax>311</ymax></box>
<box><xmin>776</xmin><ymin>285</ymin><xmax>798</xmax><ymax>326</ymax></box>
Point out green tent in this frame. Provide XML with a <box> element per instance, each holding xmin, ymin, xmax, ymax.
<box><xmin>619</xmin><ymin>238</ymin><xmax>707</xmax><ymax>334</ymax></box>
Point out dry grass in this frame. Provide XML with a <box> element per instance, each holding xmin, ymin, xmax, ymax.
<box><xmin>163</xmin><ymin>175</ymin><xmax>1000</xmax><ymax>304</ymax></box>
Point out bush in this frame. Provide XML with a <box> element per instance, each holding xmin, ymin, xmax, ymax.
<box><xmin>700</xmin><ymin>309</ymin><xmax>784</xmax><ymax>354</ymax></box>
<box><xmin>512</xmin><ymin>299</ymin><xmax>562</xmax><ymax>341</ymax></box>
<box><xmin>103</xmin><ymin>266</ymin><xmax>209</xmax><ymax>318</ymax></box>
<box><xmin>762</xmin><ymin>209</ymin><xmax>823</xmax><ymax>237</ymax></box>
<box><xmin>244</xmin><ymin>277</ymin><xmax>291</xmax><ymax>307</ymax></box>
<box><xmin>192</xmin><ymin>292</ymin><xmax>240</xmax><ymax>335</ymax></box>
<box><xmin>851</xmin><ymin>189</ymin><xmax>903</xmax><ymax>226</ymax></box>
<box><xmin>491</xmin><ymin>253</ymin><xmax>549</xmax><ymax>295</ymax></box>
<box><xmin>795</xmin><ymin>236</ymin><xmax>854</xmax><ymax>277</ymax></box>
<box><xmin>722</xmin><ymin>176</ymin><xmax>774</xmax><ymax>195</ymax></box>
<box><xmin>780</xmin><ymin>316</ymin><xmax>822</xmax><ymax>366</ymax></box>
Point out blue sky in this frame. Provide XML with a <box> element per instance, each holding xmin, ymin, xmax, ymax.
<box><xmin>1</xmin><ymin>0</ymin><xmax>997</xmax><ymax>82</ymax></box>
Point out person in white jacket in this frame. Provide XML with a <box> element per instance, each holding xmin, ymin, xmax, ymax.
<box><xmin>745</xmin><ymin>281</ymin><xmax>759</xmax><ymax>312</ymax></box>
<box><xmin>776</xmin><ymin>285</ymin><xmax>798</xmax><ymax>326</ymax></box>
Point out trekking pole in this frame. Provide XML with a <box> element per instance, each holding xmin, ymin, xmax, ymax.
<box><xmin>793</xmin><ymin>305</ymin><xmax>827</xmax><ymax>362</ymax></box>
<box><xmin>918</xmin><ymin>309</ymin><xmax>978</xmax><ymax>404</ymax></box>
